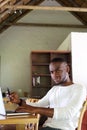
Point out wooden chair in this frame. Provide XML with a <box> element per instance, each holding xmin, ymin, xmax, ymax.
<box><xmin>25</xmin><ymin>98</ymin><xmax>40</xmax><ymax>130</ymax></box>
<box><xmin>77</xmin><ymin>100</ymin><xmax>87</xmax><ymax>130</ymax></box>
<box><xmin>26</xmin><ymin>98</ymin><xmax>39</xmax><ymax>103</ymax></box>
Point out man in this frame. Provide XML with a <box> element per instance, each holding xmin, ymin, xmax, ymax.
<box><xmin>10</xmin><ymin>57</ymin><xmax>86</xmax><ymax>130</ymax></box>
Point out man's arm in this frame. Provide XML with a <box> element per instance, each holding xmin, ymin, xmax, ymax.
<box><xmin>10</xmin><ymin>92</ymin><xmax>53</xmax><ymax>117</ymax></box>
<box><xmin>34</xmin><ymin>106</ymin><xmax>54</xmax><ymax>117</ymax></box>
<box><xmin>16</xmin><ymin>104</ymin><xmax>54</xmax><ymax>117</ymax></box>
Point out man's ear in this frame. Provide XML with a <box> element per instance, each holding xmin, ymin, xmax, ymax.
<box><xmin>66</xmin><ymin>65</ymin><xmax>70</xmax><ymax>73</ymax></box>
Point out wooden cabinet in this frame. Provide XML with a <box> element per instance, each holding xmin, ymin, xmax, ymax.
<box><xmin>31</xmin><ymin>50</ymin><xmax>71</xmax><ymax>98</ymax></box>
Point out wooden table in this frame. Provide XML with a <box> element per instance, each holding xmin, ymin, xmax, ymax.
<box><xmin>0</xmin><ymin>114</ymin><xmax>39</xmax><ymax>130</ymax></box>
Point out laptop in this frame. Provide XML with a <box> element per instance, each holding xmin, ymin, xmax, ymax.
<box><xmin>0</xmin><ymin>88</ymin><xmax>30</xmax><ymax>118</ymax></box>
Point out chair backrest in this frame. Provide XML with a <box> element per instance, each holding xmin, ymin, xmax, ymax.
<box><xmin>25</xmin><ymin>98</ymin><xmax>40</xmax><ymax>130</ymax></box>
<box><xmin>28</xmin><ymin>98</ymin><xmax>39</xmax><ymax>103</ymax></box>
<box><xmin>77</xmin><ymin>100</ymin><xmax>87</xmax><ymax>130</ymax></box>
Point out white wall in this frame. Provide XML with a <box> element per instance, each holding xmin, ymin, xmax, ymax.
<box><xmin>57</xmin><ymin>33</ymin><xmax>71</xmax><ymax>51</ymax></box>
<box><xmin>71</xmin><ymin>32</ymin><xmax>87</xmax><ymax>93</ymax></box>
<box><xmin>0</xmin><ymin>26</ymin><xmax>65</xmax><ymax>95</ymax></box>
<box><xmin>0</xmin><ymin>56</ymin><xmax>1</xmax><ymax>83</ymax></box>
<box><xmin>0</xmin><ymin>8</ymin><xmax>87</xmax><ymax>96</ymax></box>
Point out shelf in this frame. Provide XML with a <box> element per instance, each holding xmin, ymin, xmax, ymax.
<box><xmin>32</xmin><ymin>63</ymin><xmax>49</xmax><ymax>66</ymax></box>
<box><xmin>32</xmin><ymin>74</ymin><xmax>50</xmax><ymax>76</ymax></box>
<box><xmin>32</xmin><ymin>86</ymin><xmax>51</xmax><ymax>88</ymax></box>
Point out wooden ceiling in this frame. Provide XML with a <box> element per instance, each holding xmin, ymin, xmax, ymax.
<box><xmin>0</xmin><ymin>0</ymin><xmax>87</xmax><ymax>33</ymax></box>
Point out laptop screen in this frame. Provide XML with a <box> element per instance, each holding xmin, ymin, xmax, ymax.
<box><xmin>0</xmin><ymin>87</ymin><xmax>6</xmax><ymax>119</ymax></box>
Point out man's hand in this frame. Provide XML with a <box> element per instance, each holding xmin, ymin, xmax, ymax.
<box><xmin>10</xmin><ymin>92</ymin><xmax>21</xmax><ymax>104</ymax></box>
<box><xmin>16</xmin><ymin>105</ymin><xmax>36</xmax><ymax>114</ymax></box>
<box><xmin>10</xmin><ymin>92</ymin><xmax>26</xmax><ymax>106</ymax></box>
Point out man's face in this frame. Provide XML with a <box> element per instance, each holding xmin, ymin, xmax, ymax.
<box><xmin>49</xmin><ymin>62</ymin><xmax>68</xmax><ymax>85</ymax></box>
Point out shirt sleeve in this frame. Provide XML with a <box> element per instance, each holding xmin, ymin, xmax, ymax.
<box><xmin>26</xmin><ymin>90</ymin><xmax>51</xmax><ymax>107</ymax></box>
<box><xmin>53</xmin><ymin>84</ymin><xmax>86</xmax><ymax>120</ymax></box>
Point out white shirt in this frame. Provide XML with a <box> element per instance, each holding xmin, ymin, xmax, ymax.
<box><xmin>26</xmin><ymin>84</ymin><xmax>86</xmax><ymax>130</ymax></box>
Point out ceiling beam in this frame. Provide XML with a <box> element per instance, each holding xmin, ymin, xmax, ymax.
<box><xmin>6</xmin><ymin>22</ymin><xmax>87</xmax><ymax>28</ymax></box>
<box><xmin>0</xmin><ymin>0</ymin><xmax>11</xmax><ymax>8</ymax></box>
<box><xmin>3</xmin><ymin>5</ymin><xmax>87</xmax><ymax>12</ymax></box>
<box><xmin>55</xmin><ymin>0</ymin><xmax>87</xmax><ymax>25</ymax></box>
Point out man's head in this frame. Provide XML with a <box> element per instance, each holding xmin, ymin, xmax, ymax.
<box><xmin>49</xmin><ymin>57</ymin><xmax>70</xmax><ymax>85</ymax></box>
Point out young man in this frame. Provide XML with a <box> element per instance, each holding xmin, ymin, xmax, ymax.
<box><xmin>10</xmin><ymin>58</ymin><xmax>86</xmax><ymax>130</ymax></box>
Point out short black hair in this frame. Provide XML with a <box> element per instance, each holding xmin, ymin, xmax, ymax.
<box><xmin>50</xmin><ymin>57</ymin><xmax>67</xmax><ymax>63</ymax></box>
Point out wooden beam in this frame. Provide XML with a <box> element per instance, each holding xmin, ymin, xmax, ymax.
<box><xmin>0</xmin><ymin>0</ymin><xmax>11</xmax><ymax>8</ymax></box>
<box><xmin>6</xmin><ymin>22</ymin><xmax>87</xmax><ymax>28</ymax></box>
<box><xmin>4</xmin><ymin>5</ymin><xmax>87</xmax><ymax>12</ymax></box>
